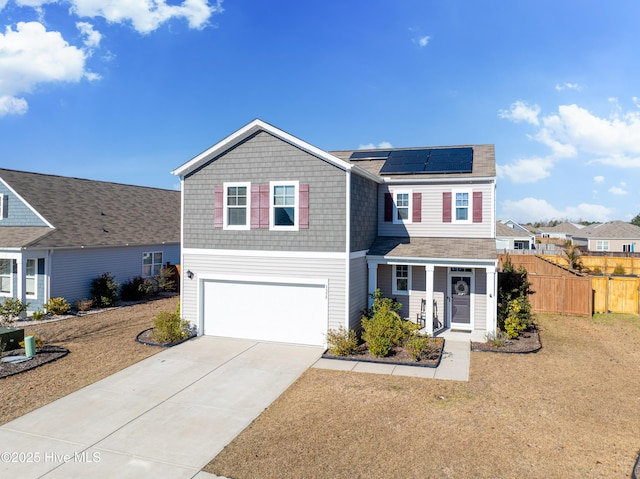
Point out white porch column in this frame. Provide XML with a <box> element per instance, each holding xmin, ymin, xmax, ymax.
<box><xmin>425</xmin><ymin>265</ymin><xmax>435</xmax><ymax>336</ymax></box>
<box><xmin>367</xmin><ymin>262</ymin><xmax>378</xmax><ymax>309</ymax></box>
<box><xmin>16</xmin><ymin>257</ymin><xmax>24</xmax><ymax>305</ymax></box>
<box><xmin>486</xmin><ymin>266</ymin><xmax>497</xmax><ymax>333</ymax></box>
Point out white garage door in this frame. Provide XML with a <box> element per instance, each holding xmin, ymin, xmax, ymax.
<box><xmin>202</xmin><ymin>278</ymin><xmax>328</xmax><ymax>346</ymax></box>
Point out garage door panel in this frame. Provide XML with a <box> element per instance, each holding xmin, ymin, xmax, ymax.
<box><xmin>203</xmin><ymin>279</ymin><xmax>327</xmax><ymax>346</ymax></box>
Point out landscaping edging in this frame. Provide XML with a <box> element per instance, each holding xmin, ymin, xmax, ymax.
<box><xmin>470</xmin><ymin>327</ymin><xmax>542</xmax><ymax>354</ymax></box>
<box><xmin>322</xmin><ymin>338</ymin><xmax>444</xmax><ymax>368</ymax></box>
<box><xmin>0</xmin><ymin>345</ymin><xmax>69</xmax><ymax>379</ymax></box>
<box><xmin>135</xmin><ymin>328</ymin><xmax>196</xmax><ymax>348</ymax></box>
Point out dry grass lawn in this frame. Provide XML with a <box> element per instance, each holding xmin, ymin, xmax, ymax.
<box><xmin>206</xmin><ymin>313</ymin><xmax>640</xmax><ymax>479</ymax></box>
<box><xmin>0</xmin><ymin>296</ymin><xmax>177</xmax><ymax>425</ymax></box>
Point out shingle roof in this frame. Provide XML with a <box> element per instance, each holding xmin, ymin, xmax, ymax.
<box><xmin>574</xmin><ymin>221</ymin><xmax>640</xmax><ymax>239</ymax></box>
<box><xmin>0</xmin><ymin>169</ymin><xmax>180</xmax><ymax>249</ymax></box>
<box><xmin>537</xmin><ymin>222</ymin><xmax>584</xmax><ymax>234</ymax></box>
<box><xmin>496</xmin><ymin>222</ymin><xmax>533</xmax><ymax>238</ymax></box>
<box><xmin>330</xmin><ymin>144</ymin><xmax>495</xmax><ymax>179</ymax></box>
<box><xmin>367</xmin><ymin>236</ymin><xmax>497</xmax><ymax>261</ymax></box>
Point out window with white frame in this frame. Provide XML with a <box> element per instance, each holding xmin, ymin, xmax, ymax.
<box><xmin>26</xmin><ymin>259</ymin><xmax>36</xmax><ymax>296</ymax></box>
<box><xmin>454</xmin><ymin>191</ymin><xmax>470</xmax><ymax>222</ymax></box>
<box><xmin>623</xmin><ymin>244</ymin><xmax>633</xmax><ymax>253</ymax></box>
<box><xmin>223</xmin><ymin>182</ymin><xmax>250</xmax><ymax>229</ymax></box>
<box><xmin>392</xmin><ymin>265</ymin><xmax>411</xmax><ymax>294</ymax></box>
<box><xmin>596</xmin><ymin>240</ymin><xmax>609</xmax><ymax>251</ymax></box>
<box><xmin>142</xmin><ymin>252</ymin><xmax>163</xmax><ymax>277</ymax></box>
<box><xmin>270</xmin><ymin>181</ymin><xmax>299</xmax><ymax>230</ymax></box>
<box><xmin>394</xmin><ymin>191</ymin><xmax>412</xmax><ymax>224</ymax></box>
<box><xmin>0</xmin><ymin>259</ymin><xmax>11</xmax><ymax>294</ymax></box>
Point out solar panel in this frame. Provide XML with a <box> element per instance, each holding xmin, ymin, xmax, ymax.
<box><xmin>349</xmin><ymin>150</ymin><xmax>391</xmax><ymax>160</ymax></box>
<box><xmin>379</xmin><ymin>147</ymin><xmax>473</xmax><ymax>174</ymax></box>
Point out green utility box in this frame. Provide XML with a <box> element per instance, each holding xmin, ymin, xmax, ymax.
<box><xmin>0</xmin><ymin>327</ymin><xmax>25</xmax><ymax>352</ymax></box>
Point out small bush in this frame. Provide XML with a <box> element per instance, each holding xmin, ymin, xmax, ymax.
<box><xmin>326</xmin><ymin>326</ymin><xmax>358</xmax><ymax>356</ymax></box>
<box><xmin>591</xmin><ymin>266</ymin><xmax>602</xmax><ymax>275</ymax></box>
<box><xmin>503</xmin><ymin>297</ymin><xmax>530</xmax><ymax>339</ymax></box>
<box><xmin>406</xmin><ymin>333</ymin><xmax>436</xmax><ymax>361</ymax></box>
<box><xmin>151</xmin><ymin>311</ymin><xmax>191</xmax><ymax>343</ymax></box>
<box><xmin>75</xmin><ymin>298</ymin><xmax>94</xmax><ymax>312</ymax></box>
<box><xmin>44</xmin><ymin>297</ymin><xmax>70</xmax><ymax>315</ymax></box>
<box><xmin>120</xmin><ymin>276</ymin><xmax>153</xmax><ymax>301</ymax></box>
<box><xmin>148</xmin><ymin>266</ymin><xmax>177</xmax><ymax>295</ymax></box>
<box><xmin>19</xmin><ymin>335</ymin><xmax>44</xmax><ymax>350</ymax></box>
<box><xmin>32</xmin><ymin>309</ymin><xmax>46</xmax><ymax>321</ymax></box>
<box><xmin>0</xmin><ymin>298</ymin><xmax>29</xmax><ymax>325</ymax></box>
<box><xmin>90</xmin><ymin>272</ymin><xmax>119</xmax><ymax>308</ymax></box>
<box><xmin>612</xmin><ymin>264</ymin><xmax>626</xmax><ymax>275</ymax></box>
<box><xmin>485</xmin><ymin>330</ymin><xmax>509</xmax><ymax>347</ymax></box>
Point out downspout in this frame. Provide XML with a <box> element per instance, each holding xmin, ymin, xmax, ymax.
<box><xmin>46</xmin><ymin>249</ymin><xmax>54</xmax><ymax>303</ymax></box>
<box><xmin>344</xmin><ymin>170</ymin><xmax>351</xmax><ymax>329</ymax></box>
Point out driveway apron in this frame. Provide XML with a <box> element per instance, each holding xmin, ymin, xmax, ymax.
<box><xmin>0</xmin><ymin>337</ymin><xmax>324</xmax><ymax>479</ymax></box>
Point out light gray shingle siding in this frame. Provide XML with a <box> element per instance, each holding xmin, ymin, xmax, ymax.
<box><xmin>350</xmin><ymin>173</ymin><xmax>378</xmax><ymax>252</ymax></box>
<box><xmin>0</xmin><ymin>182</ymin><xmax>48</xmax><ymax>227</ymax></box>
<box><xmin>183</xmin><ymin>131</ymin><xmax>347</xmax><ymax>252</ymax></box>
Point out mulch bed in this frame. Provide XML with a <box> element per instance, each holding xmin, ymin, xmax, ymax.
<box><xmin>135</xmin><ymin>328</ymin><xmax>196</xmax><ymax>348</ymax></box>
<box><xmin>471</xmin><ymin>325</ymin><xmax>541</xmax><ymax>353</ymax></box>
<box><xmin>322</xmin><ymin>337</ymin><xmax>444</xmax><ymax>368</ymax></box>
<box><xmin>0</xmin><ymin>346</ymin><xmax>69</xmax><ymax>379</ymax></box>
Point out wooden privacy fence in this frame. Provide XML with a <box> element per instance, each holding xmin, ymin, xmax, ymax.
<box><xmin>499</xmin><ymin>254</ymin><xmax>640</xmax><ymax>315</ymax></box>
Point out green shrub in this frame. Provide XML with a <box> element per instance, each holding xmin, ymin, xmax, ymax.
<box><xmin>148</xmin><ymin>267</ymin><xmax>177</xmax><ymax>295</ymax></box>
<box><xmin>405</xmin><ymin>333</ymin><xmax>436</xmax><ymax>361</ymax></box>
<box><xmin>0</xmin><ymin>298</ymin><xmax>29</xmax><ymax>325</ymax></box>
<box><xmin>19</xmin><ymin>334</ymin><xmax>44</xmax><ymax>350</ymax></box>
<box><xmin>326</xmin><ymin>326</ymin><xmax>358</xmax><ymax>356</ymax></box>
<box><xmin>44</xmin><ymin>297</ymin><xmax>70</xmax><ymax>315</ymax></box>
<box><xmin>32</xmin><ymin>309</ymin><xmax>46</xmax><ymax>321</ymax></box>
<box><xmin>90</xmin><ymin>272</ymin><xmax>120</xmax><ymax>308</ymax></box>
<box><xmin>75</xmin><ymin>298</ymin><xmax>94</xmax><ymax>312</ymax></box>
<box><xmin>361</xmin><ymin>290</ymin><xmax>419</xmax><ymax>357</ymax></box>
<box><xmin>613</xmin><ymin>264</ymin><xmax>626</xmax><ymax>275</ymax></box>
<box><xmin>503</xmin><ymin>297</ymin><xmax>530</xmax><ymax>339</ymax></box>
<box><xmin>151</xmin><ymin>311</ymin><xmax>191</xmax><ymax>343</ymax></box>
<box><xmin>120</xmin><ymin>276</ymin><xmax>153</xmax><ymax>301</ymax></box>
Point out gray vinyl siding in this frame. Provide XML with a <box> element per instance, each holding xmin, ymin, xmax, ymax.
<box><xmin>350</xmin><ymin>174</ymin><xmax>378</xmax><ymax>252</ymax></box>
<box><xmin>474</xmin><ymin>268</ymin><xmax>487</xmax><ymax>331</ymax></box>
<box><xmin>183</xmin><ymin>131</ymin><xmax>347</xmax><ymax>252</ymax></box>
<box><xmin>0</xmin><ymin>183</ymin><xmax>48</xmax><ymax>227</ymax></box>
<box><xmin>378</xmin><ymin>181</ymin><xmax>495</xmax><ymax>238</ymax></box>
<box><xmin>409</xmin><ymin>266</ymin><xmax>426</xmax><ymax>322</ymax></box>
<box><xmin>433</xmin><ymin>267</ymin><xmax>447</xmax><ymax>328</ymax></box>
<box><xmin>50</xmin><ymin>244</ymin><xmax>179</xmax><ymax>305</ymax></box>
<box><xmin>348</xmin><ymin>254</ymin><xmax>368</xmax><ymax>332</ymax></box>
<box><xmin>182</xmin><ymin>252</ymin><xmax>346</xmax><ymax>333</ymax></box>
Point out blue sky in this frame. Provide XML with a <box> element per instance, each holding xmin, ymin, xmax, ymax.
<box><xmin>1</xmin><ymin>0</ymin><xmax>639</xmax><ymax>224</ymax></box>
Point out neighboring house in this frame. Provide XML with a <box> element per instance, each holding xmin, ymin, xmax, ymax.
<box><xmin>536</xmin><ymin>222</ymin><xmax>584</xmax><ymax>242</ymax></box>
<box><xmin>573</xmin><ymin>221</ymin><xmax>640</xmax><ymax>253</ymax></box>
<box><xmin>0</xmin><ymin>169</ymin><xmax>180</xmax><ymax>313</ymax></box>
<box><xmin>172</xmin><ymin>119</ymin><xmax>498</xmax><ymax>346</ymax></box>
<box><xmin>496</xmin><ymin>220</ymin><xmax>535</xmax><ymax>251</ymax></box>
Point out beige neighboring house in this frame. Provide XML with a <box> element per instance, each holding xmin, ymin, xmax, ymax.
<box><xmin>573</xmin><ymin>221</ymin><xmax>640</xmax><ymax>253</ymax></box>
<box><xmin>496</xmin><ymin>221</ymin><xmax>535</xmax><ymax>251</ymax></box>
<box><xmin>536</xmin><ymin>222</ymin><xmax>585</xmax><ymax>242</ymax></box>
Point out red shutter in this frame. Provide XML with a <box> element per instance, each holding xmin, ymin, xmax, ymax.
<box><xmin>384</xmin><ymin>193</ymin><xmax>393</xmax><ymax>222</ymax></box>
<box><xmin>259</xmin><ymin>185</ymin><xmax>270</xmax><ymax>228</ymax></box>
<box><xmin>299</xmin><ymin>184</ymin><xmax>309</xmax><ymax>229</ymax></box>
<box><xmin>214</xmin><ymin>185</ymin><xmax>223</xmax><ymax>228</ymax></box>
<box><xmin>250</xmin><ymin>185</ymin><xmax>260</xmax><ymax>228</ymax></box>
<box><xmin>473</xmin><ymin>191</ymin><xmax>483</xmax><ymax>223</ymax></box>
<box><xmin>412</xmin><ymin>192</ymin><xmax>422</xmax><ymax>223</ymax></box>
<box><xmin>442</xmin><ymin>192</ymin><xmax>452</xmax><ymax>223</ymax></box>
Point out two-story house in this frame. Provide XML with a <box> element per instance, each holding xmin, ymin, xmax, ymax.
<box><xmin>0</xmin><ymin>169</ymin><xmax>180</xmax><ymax>312</ymax></box>
<box><xmin>172</xmin><ymin>119</ymin><xmax>497</xmax><ymax>346</ymax></box>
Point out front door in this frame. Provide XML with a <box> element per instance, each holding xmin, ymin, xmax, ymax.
<box><xmin>449</xmin><ymin>272</ymin><xmax>472</xmax><ymax>330</ymax></box>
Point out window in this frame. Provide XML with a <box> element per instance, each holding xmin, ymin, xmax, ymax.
<box><xmin>455</xmin><ymin>192</ymin><xmax>469</xmax><ymax>221</ymax></box>
<box><xmin>393</xmin><ymin>265</ymin><xmax>411</xmax><ymax>294</ymax></box>
<box><xmin>223</xmin><ymin>182</ymin><xmax>250</xmax><ymax>229</ymax></box>
<box><xmin>0</xmin><ymin>194</ymin><xmax>7</xmax><ymax>219</ymax></box>
<box><xmin>142</xmin><ymin>252</ymin><xmax>163</xmax><ymax>277</ymax></box>
<box><xmin>270</xmin><ymin>181</ymin><xmax>299</xmax><ymax>230</ymax></box>
<box><xmin>596</xmin><ymin>240</ymin><xmax>609</xmax><ymax>251</ymax></box>
<box><xmin>0</xmin><ymin>259</ymin><xmax>11</xmax><ymax>294</ymax></box>
<box><xmin>514</xmin><ymin>241</ymin><xmax>530</xmax><ymax>250</ymax></box>
<box><xmin>26</xmin><ymin>259</ymin><xmax>36</xmax><ymax>296</ymax></box>
<box><xmin>394</xmin><ymin>191</ymin><xmax>412</xmax><ymax>224</ymax></box>
<box><xmin>623</xmin><ymin>244</ymin><xmax>634</xmax><ymax>253</ymax></box>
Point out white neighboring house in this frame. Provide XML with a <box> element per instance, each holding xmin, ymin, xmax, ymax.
<box><xmin>0</xmin><ymin>169</ymin><xmax>180</xmax><ymax>313</ymax></box>
<box><xmin>496</xmin><ymin>220</ymin><xmax>536</xmax><ymax>251</ymax></box>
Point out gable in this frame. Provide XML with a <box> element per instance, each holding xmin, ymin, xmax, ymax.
<box><xmin>0</xmin><ymin>177</ymin><xmax>51</xmax><ymax>228</ymax></box>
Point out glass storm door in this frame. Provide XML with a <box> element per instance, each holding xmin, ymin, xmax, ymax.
<box><xmin>450</xmin><ymin>274</ymin><xmax>472</xmax><ymax>329</ymax></box>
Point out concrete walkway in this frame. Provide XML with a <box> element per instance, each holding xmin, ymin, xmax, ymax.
<box><xmin>0</xmin><ymin>337</ymin><xmax>324</xmax><ymax>479</ymax></box>
<box><xmin>312</xmin><ymin>331</ymin><xmax>472</xmax><ymax>381</ymax></box>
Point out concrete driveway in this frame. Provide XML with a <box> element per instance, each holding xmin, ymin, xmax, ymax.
<box><xmin>0</xmin><ymin>337</ymin><xmax>324</xmax><ymax>478</ymax></box>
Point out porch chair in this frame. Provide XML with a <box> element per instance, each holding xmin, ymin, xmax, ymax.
<box><xmin>416</xmin><ymin>298</ymin><xmax>426</xmax><ymax>328</ymax></box>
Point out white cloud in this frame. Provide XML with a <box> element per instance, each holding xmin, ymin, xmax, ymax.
<box><xmin>500</xmin><ymin>197</ymin><xmax>614</xmax><ymax>223</ymax></box>
<box><xmin>593</xmin><ymin>175</ymin><xmax>605</xmax><ymax>184</ymax></box>
<box><xmin>418</xmin><ymin>35</ymin><xmax>430</xmax><ymax>47</ymax></box>
<box><xmin>0</xmin><ymin>22</ymin><xmax>90</xmax><ymax>117</ymax></box>
<box><xmin>498</xmin><ymin>100</ymin><xmax>540</xmax><ymax>126</ymax></box>
<box><xmin>358</xmin><ymin>141</ymin><xmax>393</xmax><ymax>149</ymax></box>
<box><xmin>76</xmin><ymin>22</ymin><xmax>102</xmax><ymax>49</ymax></box>
<box><xmin>555</xmin><ymin>82</ymin><xmax>582</xmax><ymax>91</ymax></box>
<box><xmin>608</xmin><ymin>186</ymin><xmax>628</xmax><ymax>195</ymax></box>
<box><xmin>70</xmin><ymin>0</ymin><xmax>222</xmax><ymax>33</ymax></box>
<box><xmin>497</xmin><ymin>157</ymin><xmax>554</xmax><ymax>184</ymax></box>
